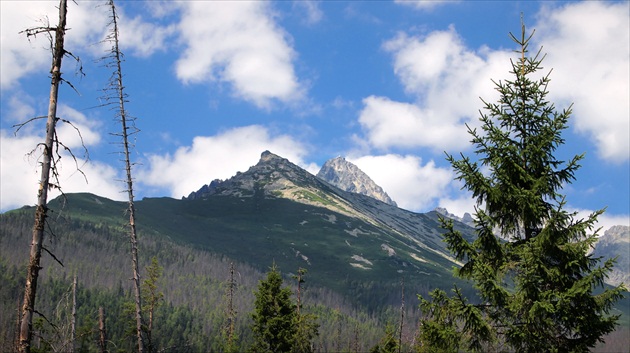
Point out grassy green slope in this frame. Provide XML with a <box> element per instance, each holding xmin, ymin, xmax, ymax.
<box><xmin>46</xmin><ymin>192</ymin><xmax>464</xmax><ymax>301</ymax></box>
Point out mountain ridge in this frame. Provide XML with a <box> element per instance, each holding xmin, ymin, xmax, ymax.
<box><xmin>186</xmin><ymin>151</ymin><xmax>466</xmax><ymax>267</ymax></box>
<box><xmin>316</xmin><ymin>156</ymin><xmax>397</xmax><ymax>206</ymax></box>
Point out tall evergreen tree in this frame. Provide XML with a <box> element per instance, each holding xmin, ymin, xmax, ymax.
<box><xmin>418</xmin><ymin>21</ymin><xmax>625</xmax><ymax>353</ymax></box>
<box><xmin>142</xmin><ymin>256</ymin><xmax>163</xmax><ymax>353</ymax></box>
<box><xmin>250</xmin><ymin>264</ymin><xmax>297</xmax><ymax>353</ymax></box>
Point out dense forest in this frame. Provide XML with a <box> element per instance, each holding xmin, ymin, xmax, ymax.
<box><xmin>1</xmin><ymin>204</ymin><xmax>628</xmax><ymax>352</ymax></box>
<box><xmin>0</xmin><ymin>208</ymin><xmax>420</xmax><ymax>351</ymax></box>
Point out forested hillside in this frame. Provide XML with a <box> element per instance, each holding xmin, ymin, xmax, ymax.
<box><xmin>0</xmin><ymin>196</ymin><xmax>423</xmax><ymax>351</ymax></box>
<box><xmin>1</xmin><ymin>192</ymin><xmax>628</xmax><ymax>352</ymax></box>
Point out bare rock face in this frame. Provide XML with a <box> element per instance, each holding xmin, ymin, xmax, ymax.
<box><xmin>316</xmin><ymin>157</ymin><xmax>397</xmax><ymax>206</ymax></box>
<box><xmin>593</xmin><ymin>225</ymin><xmax>629</xmax><ymax>287</ymax></box>
<box><xmin>185</xmin><ymin>150</ymin><xmax>317</xmax><ymax>200</ymax></box>
<box><xmin>435</xmin><ymin>207</ymin><xmax>475</xmax><ymax>228</ymax></box>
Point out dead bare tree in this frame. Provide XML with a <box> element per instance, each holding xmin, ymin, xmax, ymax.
<box><xmin>99</xmin><ymin>1</ymin><xmax>144</xmax><ymax>351</ymax></box>
<box><xmin>223</xmin><ymin>262</ymin><xmax>238</xmax><ymax>352</ymax></box>
<box><xmin>98</xmin><ymin>307</ymin><xmax>107</xmax><ymax>353</ymax></box>
<box><xmin>70</xmin><ymin>275</ymin><xmax>76</xmax><ymax>353</ymax></box>
<box><xmin>398</xmin><ymin>277</ymin><xmax>404</xmax><ymax>353</ymax></box>
<box><xmin>17</xmin><ymin>1</ymin><xmax>74</xmax><ymax>351</ymax></box>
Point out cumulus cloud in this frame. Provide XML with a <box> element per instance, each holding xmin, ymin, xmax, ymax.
<box><xmin>568</xmin><ymin>207</ymin><xmax>630</xmax><ymax>235</ymax></box>
<box><xmin>174</xmin><ymin>2</ymin><xmax>303</xmax><ymax>109</ymax></box>
<box><xmin>293</xmin><ymin>0</ymin><xmax>324</xmax><ymax>25</ymax></box>
<box><xmin>348</xmin><ymin>154</ymin><xmax>453</xmax><ymax>212</ymax></box>
<box><xmin>394</xmin><ymin>0</ymin><xmax>457</xmax><ymax>10</ymax></box>
<box><xmin>438</xmin><ymin>193</ymin><xmax>476</xmax><ymax>219</ymax></box>
<box><xmin>0</xmin><ymin>1</ymin><xmax>173</xmax><ymax>88</ymax></box>
<box><xmin>358</xmin><ymin>28</ymin><xmax>511</xmax><ymax>152</ymax></box>
<box><xmin>56</xmin><ymin>104</ymin><xmax>102</xmax><ymax>150</ymax></box>
<box><xmin>139</xmin><ymin>125</ymin><xmax>310</xmax><ymax>199</ymax></box>
<box><xmin>0</xmin><ymin>104</ymin><xmax>123</xmax><ymax>212</ymax></box>
<box><xmin>114</xmin><ymin>8</ymin><xmax>176</xmax><ymax>58</ymax></box>
<box><xmin>359</xmin><ymin>95</ymin><xmax>471</xmax><ymax>152</ymax></box>
<box><xmin>0</xmin><ymin>1</ymin><xmax>58</xmax><ymax>88</ymax></box>
<box><xmin>534</xmin><ymin>1</ymin><xmax>629</xmax><ymax>162</ymax></box>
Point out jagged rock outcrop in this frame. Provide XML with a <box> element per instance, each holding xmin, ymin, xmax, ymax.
<box><xmin>316</xmin><ymin>157</ymin><xmax>397</xmax><ymax>206</ymax></box>
<box><xmin>435</xmin><ymin>207</ymin><xmax>475</xmax><ymax>228</ymax></box>
<box><xmin>186</xmin><ymin>150</ymin><xmax>329</xmax><ymax>201</ymax></box>
<box><xmin>593</xmin><ymin>225</ymin><xmax>629</xmax><ymax>287</ymax></box>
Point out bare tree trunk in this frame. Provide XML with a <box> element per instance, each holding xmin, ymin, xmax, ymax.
<box><xmin>18</xmin><ymin>1</ymin><xmax>68</xmax><ymax>351</ymax></box>
<box><xmin>98</xmin><ymin>307</ymin><xmax>107</xmax><ymax>353</ymax></box>
<box><xmin>353</xmin><ymin>325</ymin><xmax>359</xmax><ymax>353</ymax></box>
<box><xmin>14</xmin><ymin>296</ymin><xmax>21</xmax><ymax>351</ymax></box>
<box><xmin>105</xmin><ymin>1</ymin><xmax>144</xmax><ymax>351</ymax></box>
<box><xmin>226</xmin><ymin>262</ymin><xmax>236</xmax><ymax>348</ymax></box>
<box><xmin>70</xmin><ymin>275</ymin><xmax>77</xmax><ymax>353</ymax></box>
<box><xmin>398</xmin><ymin>277</ymin><xmax>404</xmax><ymax>353</ymax></box>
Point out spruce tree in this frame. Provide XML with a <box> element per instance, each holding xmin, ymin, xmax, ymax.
<box><xmin>142</xmin><ymin>256</ymin><xmax>163</xmax><ymax>353</ymax></box>
<box><xmin>250</xmin><ymin>264</ymin><xmax>297</xmax><ymax>353</ymax></box>
<box><xmin>418</xmin><ymin>21</ymin><xmax>626</xmax><ymax>353</ymax></box>
<box><xmin>370</xmin><ymin>324</ymin><xmax>399</xmax><ymax>353</ymax></box>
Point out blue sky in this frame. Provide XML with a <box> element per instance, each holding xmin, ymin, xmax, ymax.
<box><xmin>1</xmin><ymin>0</ymin><xmax>628</xmax><ymax>232</ymax></box>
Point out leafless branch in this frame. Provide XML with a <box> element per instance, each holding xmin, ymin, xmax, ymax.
<box><xmin>42</xmin><ymin>246</ymin><xmax>64</xmax><ymax>267</ymax></box>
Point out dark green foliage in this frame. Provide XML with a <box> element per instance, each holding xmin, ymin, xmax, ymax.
<box><xmin>0</xmin><ymin>210</ymin><xmax>401</xmax><ymax>351</ymax></box>
<box><xmin>292</xmin><ymin>313</ymin><xmax>318</xmax><ymax>353</ymax></box>
<box><xmin>250</xmin><ymin>264</ymin><xmax>297</xmax><ymax>352</ymax></box>
<box><xmin>418</xmin><ymin>21</ymin><xmax>626</xmax><ymax>353</ymax></box>
<box><xmin>142</xmin><ymin>256</ymin><xmax>164</xmax><ymax>353</ymax></box>
<box><xmin>369</xmin><ymin>324</ymin><xmax>399</xmax><ymax>353</ymax></box>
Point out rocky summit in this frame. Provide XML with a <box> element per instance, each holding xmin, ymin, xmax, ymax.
<box><xmin>316</xmin><ymin>156</ymin><xmax>397</xmax><ymax>206</ymax></box>
<box><xmin>593</xmin><ymin>225</ymin><xmax>630</xmax><ymax>287</ymax></box>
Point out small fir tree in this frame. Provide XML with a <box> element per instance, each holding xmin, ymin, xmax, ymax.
<box><xmin>370</xmin><ymin>324</ymin><xmax>399</xmax><ymax>353</ymax></box>
<box><xmin>250</xmin><ymin>264</ymin><xmax>297</xmax><ymax>353</ymax></box>
<box><xmin>418</xmin><ymin>21</ymin><xmax>625</xmax><ymax>353</ymax></box>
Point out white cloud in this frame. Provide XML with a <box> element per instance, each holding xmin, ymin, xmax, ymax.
<box><xmin>293</xmin><ymin>0</ymin><xmax>324</xmax><ymax>25</ymax></box>
<box><xmin>115</xmin><ymin>7</ymin><xmax>176</xmax><ymax>58</ymax></box>
<box><xmin>0</xmin><ymin>1</ymin><xmax>57</xmax><ymax>88</ymax></box>
<box><xmin>348</xmin><ymin>154</ymin><xmax>453</xmax><ymax>212</ymax></box>
<box><xmin>139</xmin><ymin>125</ymin><xmax>310</xmax><ymax>198</ymax></box>
<box><xmin>534</xmin><ymin>1</ymin><xmax>630</xmax><ymax>162</ymax></box>
<box><xmin>358</xmin><ymin>28</ymin><xmax>511</xmax><ymax>152</ymax></box>
<box><xmin>56</xmin><ymin>104</ymin><xmax>102</xmax><ymax>150</ymax></box>
<box><xmin>0</xmin><ymin>97</ymin><xmax>125</xmax><ymax>212</ymax></box>
<box><xmin>360</xmin><ymin>3</ymin><xmax>628</xmax><ymax>161</ymax></box>
<box><xmin>438</xmin><ymin>193</ymin><xmax>476</xmax><ymax>219</ymax></box>
<box><xmin>174</xmin><ymin>2</ymin><xmax>303</xmax><ymax>109</ymax></box>
<box><xmin>0</xmin><ymin>130</ymin><xmax>41</xmax><ymax>210</ymax></box>
<box><xmin>394</xmin><ymin>0</ymin><xmax>457</xmax><ymax>10</ymax></box>
<box><xmin>4</xmin><ymin>94</ymin><xmax>37</xmax><ymax>124</ymax></box>
<box><xmin>569</xmin><ymin>207</ymin><xmax>630</xmax><ymax>235</ymax></box>
<box><xmin>358</xmin><ymin>95</ymin><xmax>471</xmax><ymax>152</ymax></box>
<box><xmin>0</xmin><ymin>1</ymin><xmax>170</xmax><ymax>88</ymax></box>
<box><xmin>0</xmin><ymin>130</ymin><xmax>122</xmax><ymax>213</ymax></box>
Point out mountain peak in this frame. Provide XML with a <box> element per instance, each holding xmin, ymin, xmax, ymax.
<box><xmin>316</xmin><ymin>157</ymin><xmax>396</xmax><ymax>206</ymax></box>
<box><xmin>185</xmin><ymin>150</ymin><xmax>310</xmax><ymax>200</ymax></box>
<box><xmin>260</xmin><ymin>150</ymin><xmax>280</xmax><ymax>162</ymax></box>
